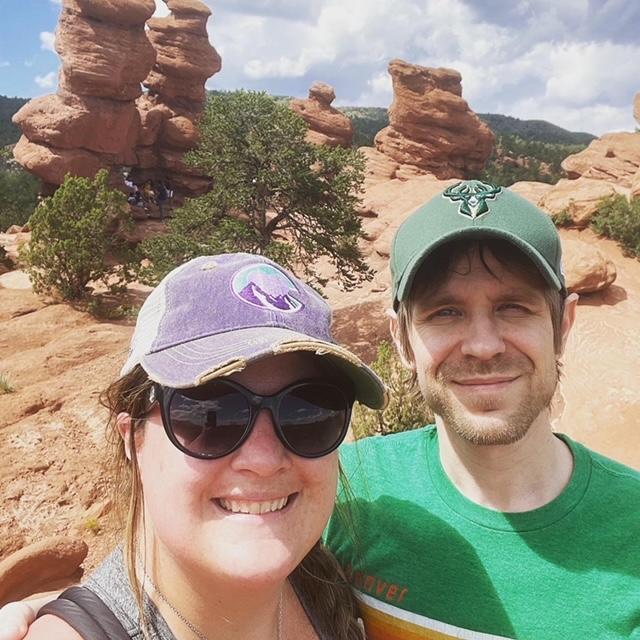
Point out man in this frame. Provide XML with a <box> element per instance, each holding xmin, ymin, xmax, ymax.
<box><xmin>325</xmin><ymin>180</ymin><xmax>640</xmax><ymax>639</ymax></box>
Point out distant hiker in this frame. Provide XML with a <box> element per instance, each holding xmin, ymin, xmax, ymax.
<box><xmin>155</xmin><ymin>179</ymin><xmax>169</xmax><ymax>220</ymax></box>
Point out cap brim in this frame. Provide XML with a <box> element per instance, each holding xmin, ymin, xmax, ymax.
<box><xmin>140</xmin><ymin>326</ymin><xmax>388</xmax><ymax>410</ymax></box>
<box><xmin>396</xmin><ymin>227</ymin><xmax>564</xmax><ymax>306</ymax></box>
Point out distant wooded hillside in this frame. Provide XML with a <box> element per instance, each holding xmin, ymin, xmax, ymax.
<box><xmin>0</xmin><ymin>96</ymin><xmax>28</xmax><ymax>147</ymax></box>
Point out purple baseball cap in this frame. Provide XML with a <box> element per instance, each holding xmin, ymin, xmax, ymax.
<box><xmin>121</xmin><ymin>253</ymin><xmax>387</xmax><ymax>409</ymax></box>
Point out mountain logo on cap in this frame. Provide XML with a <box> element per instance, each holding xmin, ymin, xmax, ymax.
<box><xmin>443</xmin><ymin>181</ymin><xmax>503</xmax><ymax>219</ymax></box>
<box><xmin>232</xmin><ymin>263</ymin><xmax>304</xmax><ymax>313</ymax></box>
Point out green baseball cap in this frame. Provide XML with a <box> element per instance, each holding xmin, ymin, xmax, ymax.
<box><xmin>391</xmin><ymin>180</ymin><xmax>565</xmax><ymax>308</ymax></box>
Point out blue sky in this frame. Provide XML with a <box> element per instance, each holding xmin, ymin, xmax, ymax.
<box><xmin>1</xmin><ymin>0</ymin><xmax>638</xmax><ymax>136</ymax></box>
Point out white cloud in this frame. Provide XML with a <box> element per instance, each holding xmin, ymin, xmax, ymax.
<box><xmin>40</xmin><ymin>31</ymin><xmax>56</xmax><ymax>53</ymax></box>
<box><xmin>153</xmin><ymin>0</ymin><xmax>171</xmax><ymax>17</ymax></box>
<box><xmin>49</xmin><ymin>0</ymin><xmax>62</xmax><ymax>4</ymax></box>
<box><xmin>24</xmin><ymin>61</ymin><xmax>34</xmax><ymax>68</ymax></box>
<box><xmin>35</xmin><ymin>71</ymin><xmax>57</xmax><ymax>88</ymax></box>
<box><xmin>0</xmin><ymin>61</ymin><xmax>10</xmax><ymax>68</ymax></box>
<box><xmin>544</xmin><ymin>42</ymin><xmax>639</xmax><ymax>107</ymax></box>
<box><xmin>204</xmin><ymin>0</ymin><xmax>638</xmax><ymax>134</ymax></box>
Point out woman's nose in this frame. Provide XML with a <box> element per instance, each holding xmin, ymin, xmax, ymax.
<box><xmin>229</xmin><ymin>409</ymin><xmax>290</xmax><ymax>476</ymax></box>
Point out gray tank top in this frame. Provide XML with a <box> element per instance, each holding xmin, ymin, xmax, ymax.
<box><xmin>84</xmin><ymin>547</ymin><xmax>327</xmax><ymax>639</ymax></box>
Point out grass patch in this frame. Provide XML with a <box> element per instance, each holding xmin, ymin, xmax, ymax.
<box><xmin>590</xmin><ymin>195</ymin><xmax>640</xmax><ymax>258</ymax></box>
<box><xmin>0</xmin><ymin>373</ymin><xmax>15</xmax><ymax>394</ymax></box>
<box><xmin>84</xmin><ymin>516</ymin><xmax>102</xmax><ymax>535</ymax></box>
<box><xmin>350</xmin><ymin>341</ymin><xmax>433</xmax><ymax>439</ymax></box>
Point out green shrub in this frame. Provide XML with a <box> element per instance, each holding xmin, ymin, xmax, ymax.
<box><xmin>590</xmin><ymin>195</ymin><xmax>640</xmax><ymax>258</ymax></box>
<box><xmin>21</xmin><ymin>170</ymin><xmax>137</xmax><ymax>300</ymax></box>
<box><xmin>139</xmin><ymin>91</ymin><xmax>371</xmax><ymax>290</ymax></box>
<box><xmin>552</xmin><ymin>209</ymin><xmax>573</xmax><ymax>228</ymax></box>
<box><xmin>351</xmin><ymin>341</ymin><xmax>434</xmax><ymax>439</ymax></box>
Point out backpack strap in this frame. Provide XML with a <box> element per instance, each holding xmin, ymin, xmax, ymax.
<box><xmin>36</xmin><ymin>586</ymin><xmax>130</xmax><ymax>640</ymax></box>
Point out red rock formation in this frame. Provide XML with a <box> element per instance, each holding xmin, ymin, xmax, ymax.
<box><xmin>12</xmin><ymin>0</ymin><xmax>222</xmax><ymax>199</ymax></box>
<box><xmin>374</xmin><ymin>59</ymin><xmax>495</xmax><ymax>179</ymax></box>
<box><xmin>561</xmin><ymin>133</ymin><xmax>640</xmax><ymax>188</ymax></box>
<box><xmin>539</xmin><ymin>176</ymin><xmax>629</xmax><ymax>227</ymax></box>
<box><xmin>12</xmin><ymin>0</ymin><xmax>156</xmax><ymax>191</ymax></box>
<box><xmin>562</xmin><ymin>236</ymin><xmax>617</xmax><ymax>294</ymax></box>
<box><xmin>0</xmin><ymin>537</ymin><xmax>88</xmax><ymax>604</ymax></box>
<box><xmin>127</xmin><ymin>0</ymin><xmax>221</xmax><ymax>197</ymax></box>
<box><xmin>634</xmin><ymin>92</ymin><xmax>640</xmax><ymax>127</ymax></box>
<box><xmin>290</xmin><ymin>82</ymin><xmax>353</xmax><ymax>147</ymax></box>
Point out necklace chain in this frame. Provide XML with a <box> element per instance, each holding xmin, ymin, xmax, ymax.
<box><xmin>141</xmin><ymin>567</ymin><xmax>283</xmax><ymax>640</ymax></box>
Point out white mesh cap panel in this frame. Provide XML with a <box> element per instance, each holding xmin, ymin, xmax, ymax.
<box><xmin>119</xmin><ymin>259</ymin><xmax>194</xmax><ymax>377</ymax></box>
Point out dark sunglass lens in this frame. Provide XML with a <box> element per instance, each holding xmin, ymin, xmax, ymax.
<box><xmin>278</xmin><ymin>384</ymin><xmax>349</xmax><ymax>456</ymax></box>
<box><xmin>168</xmin><ymin>383</ymin><xmax>250</xmax><ymax>457</ymax></box>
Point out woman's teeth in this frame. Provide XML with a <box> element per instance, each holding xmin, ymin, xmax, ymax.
<box><xmin>218</xmin><ymin>496</ymin><xmax>289</xmax><ymax>514</ymax></box>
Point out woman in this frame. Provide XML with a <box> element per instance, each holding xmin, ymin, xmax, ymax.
<box><xmin>4</xmin><ymin>253</ymin><xmax>386</xmax><ymax>640</ymax></box>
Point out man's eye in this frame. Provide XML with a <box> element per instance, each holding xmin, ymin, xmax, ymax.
<box><xmin>429</xmin><ymin>308</ymin><xmax>459</xmax><ymax>319</ymax></box>
<box><xmin>500</xmin><ymin>303</ymin><xmax>529</xmax><ymax>313</ymax></box>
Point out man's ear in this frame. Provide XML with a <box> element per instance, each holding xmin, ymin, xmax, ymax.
<box><xmin>558</xmin><ymin>292</ymin><xmax>579</xmax><ymax>355</ymax></box>
<box><xmin>388</xmin><ymin>308</ymin><xmax>416</xmax><ymax>371</ymax></box>
<box><xmin>116</xmin><ymin>412</ymin><xmax>134</xmax><ymax>461</ymax></box>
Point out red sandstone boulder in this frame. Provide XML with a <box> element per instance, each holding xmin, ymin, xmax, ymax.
<box><xmin>56</xmin><ymin>7</ymin><xmax>156</xmax><ymax>101</ymax></box>
<box><xmin>562</xmin><ymin>236</ymin><xmax>617</xmax><ymax>293</ymax></box>
<box><xmin>290</xmin><ymin>82</ymin><xmax>353</xmax><ymax>147</ymax></box>
<box><xmin>508</xmin><ymin>181</ymin><xmax>554</xmax><ymax>205</ymax></box>
<box><xmin>0</xmin><ymin>536</ymin><xmax>88</xmax><ymax>604</ymax></box>
<box><xmin>374</xmin><ymin>59</ymin><xmax>495</xmax><ymax>179</ymax></box>
<box><xmin>13</xmin><ymin>93</ymin><xmax>140</xmax><ymax>156</ymax></box>
<box><xmin>136</xmin><ymin>94</ymin><xmax>174</xmax><ymax>147</ymax></box>
<box><xmin>64</xmin><ymin>0</ymin><xmax>156</xmax><ymax>25</ymax></box>
<box><xmin>13</xmin><ymin>136</ymin><xmax>104</xmax><ymax>185</ymax></box>
<box><xmin>144</xmin><ymin>0</ymin><xmax>221</xmax><ymax>102</ymax></box>
<box><xmin>539</xmin><ymin>177</ymin><xmax>628</xmax><ymax>227</ymax></box>
<box><xmin>561</xmin><ymin>133</ymin><xmax>640</xmax><ymax>188</ymax></box>
<box><xmin>163</xmin><ymin>115</ymin><xmax>200</xmax><ymax>149</ymax></box>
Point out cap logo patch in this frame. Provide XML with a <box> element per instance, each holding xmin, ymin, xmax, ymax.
<box><xmin>443</xmin><ymin>181</ymin><xmax>502</xmax><ymax>219</ymax></box>
<box><xmin>232</xmin><ymin>263</ymin><xmax>304</xmax><ymax>313</ymax></box>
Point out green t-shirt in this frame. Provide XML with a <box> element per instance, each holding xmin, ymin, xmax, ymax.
<box><xmin>325</xmin><ymin>426</ymin><xmax>640</xmax><ymax>639</ymax></box>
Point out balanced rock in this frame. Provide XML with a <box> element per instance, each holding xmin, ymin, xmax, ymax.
<box><xmin>634</xmin><ymin>92</ymin><xmax>640</xmax><ymax>126</ymax></box>
<box><xmin>0</xmin><ymin>536</ymin><xmax>88</xmax><ymax>605</ymax></box>
<box><xmin>562</xmin><ymin>236</ymin><xmax>617</xmax><ymax>294</ymax></box>
<box><xmin>374</xmin><ymin>59</ymin><xmax>495</xmax><ymax>179</ymax></box>
<box><xmin>561</xmin><ymin>133</ymin><xmax>640</xmax><ymax>188</ymax></box>
<box><xmin>290</xmin><ymin>82</ymin><xmax>353</xmax><ymax>147</ymax></box>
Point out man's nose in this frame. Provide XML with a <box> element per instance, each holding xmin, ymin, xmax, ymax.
<box><xmin>459</xmin><ymin>313</ymin><xmax>506</xmax><ymax>360</ymax></box>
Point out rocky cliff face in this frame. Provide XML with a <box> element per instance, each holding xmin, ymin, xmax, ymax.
<box><xmin>373</xmin><ymin>59</ymin><xmax>495</xmax><ymax>179</ymax></box>
<box><xmin>560</xmin><ymin>97</ymin><xmax>640</xmax><ymax>200</ymax></box>
<box><xmin>12</xmin><ymin>0</ymin><xmax>220</xmax><ymax>198</ymax></box>
<box><xmin>290</xmin><ymin>82</ymin><xmax>353</xmax><ymax>148</ymax></box>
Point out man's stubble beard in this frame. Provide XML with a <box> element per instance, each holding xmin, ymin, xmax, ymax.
<box><xmin>421</xmin><ymin>355</ymin><xmax>559</xmax><ymax>446</ymax></box>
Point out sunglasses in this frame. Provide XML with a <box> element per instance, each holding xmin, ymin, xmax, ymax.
<box><xmin>151</xmin><ymin>378</ymin><xmax>354</xmax><ymax>459</ymax></box>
